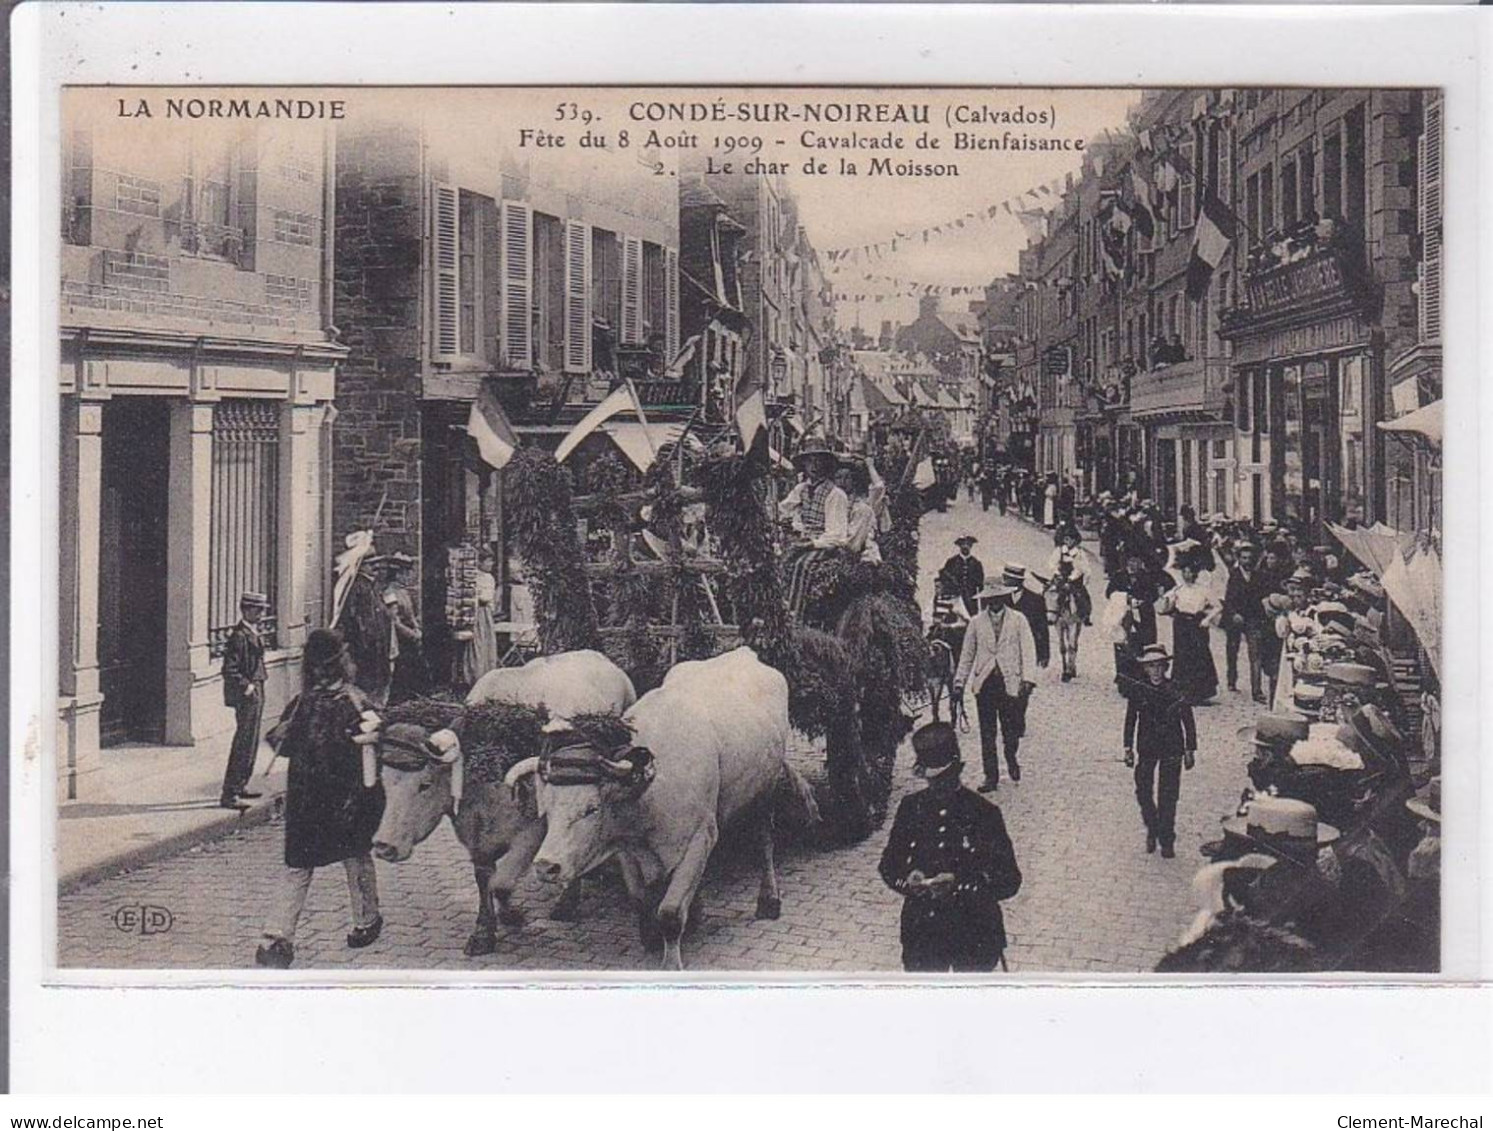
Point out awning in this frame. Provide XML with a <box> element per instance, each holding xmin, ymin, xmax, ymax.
<box><xmin>1383</xmin><ymin>545</ymin><xmax>1441</xmax><ymax>676</ymax></box>
<box><xmin>1327</xmin><ymin>522</ymin><xmax>1415</xmax><ymax>579</ymax></box>
<box><xmin>602</xmin><ymin>420</ymin><xmax>688</xmax><ymax>473</ymax></box>
<box><xmin>1378</xmin><ymin>399</ymin><xmax>1443</xmax><ymax>448</ymax></box>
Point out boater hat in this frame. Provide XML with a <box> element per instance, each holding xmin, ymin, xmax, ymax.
<box><xmin>792</xmin><ymin>439</ymin><xmax>837</xmax><ymax>468</ymax></box>
<box><xmin>1137</xmin><ymin>644</ymin><xmax>1172</xmax><ymax>667</ymax></box>
<box><xmin>1222</xmin><ymin>795</ymin><xmax>1340</xmax><ymax>863</ymax></box>
<box><xmin>240</xmin><ymin>590</ymin><xmax>270</xmax><ymax>608</ymax></box>
<box><xmin>1239</xmin><ymin>712</ymin><xmax>1311</xmax><ymax>748</ymax></box>
<box><xmin>976</xmin><ymin>580</ymin><xmax>1018</xmax><ymax>601</ymax></box>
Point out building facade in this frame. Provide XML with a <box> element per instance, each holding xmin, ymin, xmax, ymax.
<box><xmin>1009</xmin><ymin>86</ymin><xmax>1438</xmax><ymax>542</ymax></box>
<box><xmin>59</xmin><ymin>113</ymin><xmax>344</xmax><ymax>797</ymax></box>
<box><xmin>332</xmin><ymin>112</ymin><xmax>680</xmax><ymax>678</ymax></box>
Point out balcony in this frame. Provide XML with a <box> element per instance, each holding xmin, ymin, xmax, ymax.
<box><xmin>1128</xmin><ymin>357</ymin><xmax>1231</xmax><ymax>422</ymax></box>
<box><xmin>1222</xmin><ymin>230</ymin><xmax>1373</xmax><ymax>337</ymax></box>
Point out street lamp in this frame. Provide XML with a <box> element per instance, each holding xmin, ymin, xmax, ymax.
<box><xmin>770</xmin><ymin>350</ymin><xmax>788</xmax><ymax>392</ymax></box>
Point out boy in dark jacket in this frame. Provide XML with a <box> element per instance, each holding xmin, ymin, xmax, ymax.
<box><xmin>220</xmin><ymin>591</ymin><xmax>270</xmax><ymax>809</ymax></box>
<box><xmin>879</xmin><ymin>722</ymin><xmax>1023</xmax><ymax>972</ymax></box>
<box><xmin>1123</xmin><ymin>644</ymin><xmax>1197</xmax><ymax>858</ymax></box>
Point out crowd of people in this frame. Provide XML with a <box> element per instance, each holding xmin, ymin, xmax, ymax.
<box><xmin>915</xmin><ymin>474</ymin><xmax>1439</xmax><ymax>972</ymax></box>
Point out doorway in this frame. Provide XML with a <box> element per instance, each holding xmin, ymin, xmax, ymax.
<box><xmin>1154</xmin><ymin>437</ymin><xmax>1178</xmax><ymax>517</ymax></box>
<box><xmin>98</xmin><ymin>399</ymin><xmax>170</xmax><ymax>745</ymax></box>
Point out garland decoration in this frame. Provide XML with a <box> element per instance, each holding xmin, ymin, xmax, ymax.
<box><xmin>501</xmin><ymin>448</ymin><xmax>602</xmax><ymax>655</ymax></box>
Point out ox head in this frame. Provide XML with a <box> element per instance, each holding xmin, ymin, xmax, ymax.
<box><xmin>508</xmin><ymin>737</ymin><xmax>655</xmax><ymax>887</ymax></box>
<box><xmin>372</xmin><ymin>723</ymin><xmax>464</xmax><ymax>862</ymax></box>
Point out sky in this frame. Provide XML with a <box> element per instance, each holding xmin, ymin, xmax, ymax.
<box><xmin>786</xmin><ymin>88</ymin><xmax>1143</xmax><ymax>331</ymax></box>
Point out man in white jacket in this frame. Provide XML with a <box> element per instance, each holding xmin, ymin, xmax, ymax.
<box><xmin>954</xmin><ymin>581</ymin><xmax>1039</xmax><ymax>792</ymax></box>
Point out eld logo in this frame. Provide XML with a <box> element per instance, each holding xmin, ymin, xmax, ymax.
<box><xmin>113</xmin><ymin>905</ymin><xmax>174</xmax><ymax>936</ymax></box>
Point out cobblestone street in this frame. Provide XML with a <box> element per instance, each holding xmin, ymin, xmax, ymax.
<box><xmin>59</xmin><ymin>496</ymin><xmax>1259</xmax><ymax>975</ymax></box>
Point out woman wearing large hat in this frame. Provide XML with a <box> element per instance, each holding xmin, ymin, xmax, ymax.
<box><xmin>780</xmin><ymin>439</ymin><xmax>851</xmax><ymax>616</ymax></box>
<box><xmin>1158</xmin><ymin>542</ymin><xmax>1222</xmax><ymax>705</ymax></box>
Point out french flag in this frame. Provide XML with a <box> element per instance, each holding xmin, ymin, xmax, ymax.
<box><xmin>1186</xmin><ymin>193</ymin><xmax>1237</xmax><ymax>300</ymax></box>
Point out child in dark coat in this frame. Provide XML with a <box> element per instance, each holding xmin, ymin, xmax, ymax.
<box><xmin>1123</xmin><ymin>644</ymin><xmax>1198</xmax><ymax>858</ymax></box>
<box><xmin>255</xmin><ymin>628</ymin><xmax>386</xmax><ymax>969</ymax></box>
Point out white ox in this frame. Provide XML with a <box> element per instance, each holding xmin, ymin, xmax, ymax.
<box><xmin>506</xmin><ymin>647</ymin><xmax>818</xmax><ymax>969</ymax></box>
<box><xmin>371</xmin><ymin>650</ymin><xmax>635</xmax><ymax>956</ymax></box>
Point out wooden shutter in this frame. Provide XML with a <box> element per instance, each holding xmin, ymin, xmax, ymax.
<box><xmin>1179</xmin><ymin>135</ymin><xmax>1196</xmax><ymax>229</ymax></box>
<box><xmin>431</xmin><ymin>182</ymin><xmax>459</xmax><ymax>359</ymax></box>
<box><xmin>1418</xmin><ymin>95</ymin><xmax>1443</xmax><ymax>344</ymax></box>
<box><xmin>621</xmin><ymin>235</ymin><xmax>643</xmax><ymax>345</ymax></box>
<box><xmin>1217</xmin><ymin>126</ymin><xmax>1233</xmax><ymax>208</ymax></box>
<box><xmin>500</xmin><ymin>200</ymin><xmax>532</xmax><ymax>369</ymax></box>
<box><xmin>665</xmin><ymin>247</ymin><xmax>680</xmax><ymax>362</ymax></box>
<box><xmin>563</xmin><ymin>218</ymin><xmax>592</xmax><ymax>374</ymax></box>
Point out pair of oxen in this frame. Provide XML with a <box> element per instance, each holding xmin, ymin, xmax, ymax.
<box><xmin>369</xmin><ymin>647</ymin><xmax>817</xmax><ymax>970</ymax></box>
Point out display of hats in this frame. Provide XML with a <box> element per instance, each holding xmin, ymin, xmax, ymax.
<box><xmin>1323</xmin><ymin>662</ymin><xmax>1377</xmax><ymax>687</ymax></box>
<box><xmin>1222</xmin><ymin>794</ymin><xmax>1340</xmax><ymax>851</ymax></box>
<box><xmin>1293</xmin><ymin>682</ymin><xmax>1326</xmax><ymax>707</ymax></box>
<box><xmin>1405</xmin><ymin>777</ymin><xmax>1441</xmax><ymax>824</ymax></box>
<box><xmin>1337</xmin><ymin>704</ymin><xmax>1405</xmax><ymax>765</ymax></box>
<box><xmin>1287</xmin><ymin>735</ymin><xmax>1364</xmax><ymax>771</ymax></box>
<box><xmin>1242</xmin><ymin>713</ymin><xmax>1311</xmax><ymax>747</ymax></box>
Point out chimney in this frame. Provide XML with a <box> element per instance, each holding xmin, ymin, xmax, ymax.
<box><xmin>918</xmin><ymin>294</ymin><xmax>940</xmax><ymax>319</ymax></box>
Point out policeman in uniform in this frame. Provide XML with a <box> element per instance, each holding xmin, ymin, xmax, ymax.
<box><xmin>220</xmin><ymin>590</ymin><xmax>270</xmax><ymax>809</ymax></box>
<box><xmin>938</xmin><ymin>535</ymin><xmax>985</xmax><ymax>617</ymax></box>
<box><xmin>878</xmin><ymin>722</ymin><xmax>1023</xmax><ymax>972</ymax></box>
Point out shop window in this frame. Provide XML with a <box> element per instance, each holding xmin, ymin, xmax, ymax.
<box><xmin>209</xmin><ymin>400</ymin><xmax>280</xmax><ymax>656</ymax></box>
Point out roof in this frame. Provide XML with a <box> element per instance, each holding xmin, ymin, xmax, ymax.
<box><xmin>680</xmin><ymin>177</ymin><xmax>731</xmax><ymax>211</ymax></box>
<box><xmin>936</xmin><ymin>387</ymin><xmax>962</xmax><ymax>410</ymax></box>
<box><xmin>858</xmin><ymin>374</ymin><xmax>898</xmax><ymax>413</ymax></box>
<box><xmin>933</xmin><ymin>312</ymin><xmax>981</xmax><ymax>343</ymax></box>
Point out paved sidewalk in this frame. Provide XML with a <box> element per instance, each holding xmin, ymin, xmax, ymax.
<box><xmin>58</xmin><ymin>735</ymin><xmax>287</xmax><ymax>893</ymax></box>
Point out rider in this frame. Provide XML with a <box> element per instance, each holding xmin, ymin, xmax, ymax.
<box><xmin>1044</xmin><ymin>523</ymin><xmax>1093</xmax><ymax>626</ymax></box>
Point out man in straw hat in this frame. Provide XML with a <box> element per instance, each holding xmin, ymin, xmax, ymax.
<box><xmin>219</xmin><ymin>590</ymin><xmax>271</xmax><ymax>810</ymax></box>
<box><xmin>954</xmin><ymin>579</ymin><xmax>1038</xmax><ymax>792</ymax></box>
<box><xmin>878</xmin><ymin>722</ymin><xmax>1022</xmax><ymax>972</ymax></box>
<box><xmin>1122</xmin><ymin>644</ymin><xmax>1198</xmax><ymax>857</ymax></box>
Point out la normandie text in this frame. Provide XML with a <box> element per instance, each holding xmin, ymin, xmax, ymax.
<box><xmin>117</xmin><ymin>97</ymin><xmax>347</xmax><ymax>120</ymax></box>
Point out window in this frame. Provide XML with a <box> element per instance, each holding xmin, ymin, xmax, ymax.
<box><xmin>1298</xmin><ymin>145</ymin><xmax>1316</xmax><ymax>221</ymax></box>
<box><xmin>1280</xmin><ymin>159</ymin><xmax>1298</xmax><ymax>229</ymax></box>
<box><xmin>209</xmin><ymin>400</ymin><xmax>280</xmax><ymax>657</ymax></box>
<box><xmin>1245</xmin><ymin>173</ymin><xmax>1261</xmax><ymax>249</ymax></box>
<box><xmin>430</xmin><ymin>185</ymin><xmax>500</xmax><ymax>364</ymax></box>
<box><xmin>1177</xmin><ymin>132</ymin><xmax>1196</xmax><ymax>230</ymax></box>
<box><xmin>1236</xmin><ymin>367</ymin><xmax>1253</xmax><ymax>432</ymax></box>
<box><xmin>1345</xmin><ymin>105</ymin><xmax>1366</xmax><ymax>234</ymax></box>
<box><xmin>1260</xmin><ymin>163</ymin><xmax>1276</xmax><ymax>235</ymax></box>
<box><xmin>533</xmin><ymin>212</ymin><xmax>565</xmax><ymax>374</ymax></box>
<box><xmin>1181</xmin><ymin>439</ymin><xmax>1193</xmax><ymax>508</ymax></box>
<box><xmin>1418</xmin><ymin>92</ymin><xmax>1443</xmax><ymax>344</ymax></box>
<box><xmin>1322</xmin><ymin>128</ymin><xmax>1344</xmax><ymax>221</ymax></box>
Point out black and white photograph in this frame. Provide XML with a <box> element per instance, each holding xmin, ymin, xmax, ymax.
<box><xmin>49</xmin><ymin>81</ymin><xmax>1445</xmax><ymax>978</ymax></box>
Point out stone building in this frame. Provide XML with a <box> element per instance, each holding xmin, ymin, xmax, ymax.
<box><xmin>332</xmin><ymin>110</ymin><xmax>680</xmax><ymax>680</ymax></box>
<box><xmin>58</xmin><ymin>110</ymin><xmax>344</xmax><ymax>797</ymax></box>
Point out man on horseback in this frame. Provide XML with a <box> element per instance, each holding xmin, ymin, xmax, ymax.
<box><xmin>1044</xmin><ymin>524</ymin><xmax>1093</xmax><ymax>683</ymax></box>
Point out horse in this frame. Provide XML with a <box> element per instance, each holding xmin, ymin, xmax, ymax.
<box><xmin>1049</xmin><ymin>562</ymin><xmax>1087</xmax><ymax>682</ymax></box>
<box><xmin>925</xmin><ymin>620</ymin><xmax>967</xmax><ymax>728</ymax></box>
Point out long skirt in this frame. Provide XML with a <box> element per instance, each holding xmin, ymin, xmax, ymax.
<box><xmin>460</xmin><ymin>605</ymin><xmax>500</xmax><ymax>686</ymax></box>
<box><xmin>1170</xmin><ymin>612</ymin><xmax>1218</xmax><ymax>703</ymax></box>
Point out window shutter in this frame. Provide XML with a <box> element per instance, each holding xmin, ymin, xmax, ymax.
<box><xmin>665</xmin><ymin>247</ymin><xmax>680</xmax><ymax>363</ymax></box>
<box><xmin>431</xmin><ymin>182</ymin><xmax>459</xmax><ymax>359</ymax></box>
<box><xmin>1418</xmin><ymin>96</ymin><xmax>1443</xmax><ymax>344</ymax></box>
<box><xmin>1179</xmin><ymin>136</ymin><xmax>1196</xmax><ymax>229</ymax></box>
<box><xmin>501</xmin><ymin>200</ymin><xmax>533</xmax><ymax>369</ymax></box>
<box><xmin>1217</xmin><ymin>128</ymin><xmax>1233</xmax><ymax>209</ymax></box>
<box><xmin>563</xmin><ymin>218</ymin><xmax>593</xmax><ymax>374</ymax></box>
<box><xmin>621</xmin><ymin>235</ymin><xmax>643</xmax><ymax>345</ymax></box>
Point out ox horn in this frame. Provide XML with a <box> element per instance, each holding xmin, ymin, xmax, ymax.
<box><xmin>426</xmin><ymin>729</ymin><xmax>462</xmax><ymax>765</ymax></box>
<box><xmin>504</xmin><ymin>756</ymin><xmax>542</xmax><ymax>791</ymax></box>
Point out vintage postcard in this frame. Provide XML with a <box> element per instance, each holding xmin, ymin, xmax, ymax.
<box><xmin>50</xmin><ymin>80</ymin><xmax>1446</xmax><ymax>980</ymax></box>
